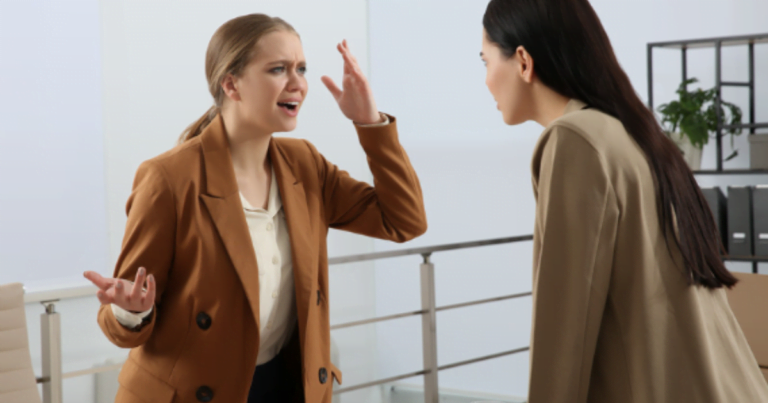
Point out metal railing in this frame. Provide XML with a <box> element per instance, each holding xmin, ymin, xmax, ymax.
<box><xmin>25</xmin><ymin>235</ymin><xmax>533</xmax><ymax>403</ymax></box>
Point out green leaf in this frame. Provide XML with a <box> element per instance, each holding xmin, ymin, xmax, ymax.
<box><xmin>656</xmin><ymin>76</ymin><xmax>744</xmax><ymax>156</ymax></box>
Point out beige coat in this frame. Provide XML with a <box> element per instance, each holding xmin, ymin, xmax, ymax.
<box><xmin>528</xmin><ymin>99</ymin><xmax>768</xmax><ymax>403</ymax></box>
<box><xmin>97</xmin><ymin>114</ymin><xmax>427</xmax><ymax>403</ymax></box>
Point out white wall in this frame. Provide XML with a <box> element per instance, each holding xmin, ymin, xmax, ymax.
<box><xmin>368</xmin><ymin>0</ymin><xmax>537</xmax><ymax>397</ymax></box>
<box><xmin>0</xmin><ymin>0</ymin><xmax>109</xmax><ymax>290</ymax></box>
<box><xmin>368</xmin><ymin>0</ymin><xmax>768</xmax><ymax>398</ymax></box>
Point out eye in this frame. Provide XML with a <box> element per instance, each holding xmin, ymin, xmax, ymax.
<box><xmin>298</xmin><ymin>66</ymin><xmax>307</xmax><ymax>75</ymax></box>
<box><xmin>270</xmin><ymin>66</ymin><xmax>286</xmax><ymax>74</ymax></box>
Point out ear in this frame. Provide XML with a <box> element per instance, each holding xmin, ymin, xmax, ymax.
<box><xmin>515</xmin><ymin>46</ymin><xmax>535</xmax><ymax>84</ymax></box>
<box><xmin>221</xmin><ymin>74</ymin><xmax>241</xmax><ymax>102</ymax></box>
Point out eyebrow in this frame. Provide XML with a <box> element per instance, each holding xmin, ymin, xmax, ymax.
<box><xmin>266</xmin><ymin>60</ymin><xmax>306</xmax><ymax>66</ymax></box>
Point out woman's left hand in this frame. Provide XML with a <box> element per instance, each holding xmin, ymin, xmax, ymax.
<box><xmin>321</xmin><ymin>40</ymin><xmax>382</xmax><ymax>125</ymax></box>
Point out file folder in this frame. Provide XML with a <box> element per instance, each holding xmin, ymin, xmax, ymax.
<box><xmin>753</xmin><ymin>185</ymin><xmax>768</xmax><ymax>257</ymax></box>
<box><xmin>701</xmin><ymin>187</ymin><xmax>728</xmax><ymax>252</ymax></box>
<box><xmin>727</xmin><ymin>186</ymin><xmax>753</xmax><ymax>256</ymax></box>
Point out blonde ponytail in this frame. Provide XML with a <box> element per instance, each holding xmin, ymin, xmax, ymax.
<box><xmin>178</xmin><ymin>105</ymin><xmax>218</xmax><ymax>144</ymax></box>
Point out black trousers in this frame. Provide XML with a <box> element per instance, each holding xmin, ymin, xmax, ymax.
<box><xmin>247</xmin><ymin>349</ymin><xmax>304</xmax><ymax>403</ymax></box>
<box><xmin>248</xmin><ymin>325</ymin><xmax>305</xmax><ymax>403</ymax></box>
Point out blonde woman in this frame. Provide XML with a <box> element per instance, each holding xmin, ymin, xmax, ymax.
<box><xmin>84</xmin><ymin>14</ymin><xmax>426</xmax><ymax>403</ymax></box>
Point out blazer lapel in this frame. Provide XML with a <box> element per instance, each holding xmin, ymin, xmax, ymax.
<box><xmin>198</xmin><ymin>115</ymin><xmax>261</xmax><ymax>331</ymax></box>
<box><xmin>270</xmin><ymin>140</ymin><xmax>315</xmax><ymax>345</ymax></box>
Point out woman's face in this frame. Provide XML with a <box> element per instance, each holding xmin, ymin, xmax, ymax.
<box><xmin>481</xmin><ymin>29</ymin><xmax>531</xmax><ymax>125</ymax></box>
<box><xmin>228</xmin><ymin>29</ymin><xmax>308</xmax><ymax>134</ymax></box>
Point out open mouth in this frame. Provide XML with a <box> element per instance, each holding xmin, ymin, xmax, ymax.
<box><xmin>277</xmin><ymin>101</ymin><xmax>299</xmax><ymax>111</ymax></box>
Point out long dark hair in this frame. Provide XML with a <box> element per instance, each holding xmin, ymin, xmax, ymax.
<box><xmin>483</xmin><ymin>0</ymin><xmax>736</xmax><ymax>289</ymax></box>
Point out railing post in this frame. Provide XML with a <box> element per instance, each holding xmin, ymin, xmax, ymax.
<box><xmin>420</xmin><ymin>253</ymin><xmax>439</xmax><ymax>403</ymax></box>
<box><xmin>41</xmin><ymin>301</ymin><xmax>63</xmax><ymax>403</ymax></box>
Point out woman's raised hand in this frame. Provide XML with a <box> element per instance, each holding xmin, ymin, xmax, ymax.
<box><xmin>321</xmin><ymin>40</ymin><xmax>382</xmax><ymax>125</ymax></box>
<box><xmin>83</xmin><ymin>267</ymin><xmax>156</xmax><ymax>313</ymax></box>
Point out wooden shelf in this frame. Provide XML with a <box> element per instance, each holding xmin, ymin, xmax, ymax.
<box><xmin>649</xmin><ymin>33</ymin><xmax>768</xmax><ymax>50</ymax></box>
<box><xmin>694</xmin><ymin>170</ymin><xmax>768</xmax><ymax>175</ymax></box>
<box><xmin>720</xmin><ymin>123</ymin><xmax>768</xmax><ymax>130</ymax></box>
<box><xmin>724</xmin><ymin>255</ymin><xmax>768</xmax><ymax>263</ymax></box>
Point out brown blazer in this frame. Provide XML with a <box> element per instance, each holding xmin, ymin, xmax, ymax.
<box><xmin>97</xmin><ymin>114</ymin><xmax>427</xmax><ymax>403</ymax></box>
<box><xmin>529</xmin><ymin>99</ymin><xmax>768</xmax><ymax>402</ymax></box>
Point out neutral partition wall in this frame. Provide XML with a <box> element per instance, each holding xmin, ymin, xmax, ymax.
<box><xmin>368</xmin><ymin>1</ymin><xmax>538</xmax><ymax>398</ymax></box>
<box><xmin>4</xmin><ymin>0</ymin><xmax>384</xmax><ymax>402</ymax></box>
<box><xmin>368</xmin><ymin>0</ymin><xmax>768</xmax><ymax>399</ymax></box>
<box><xmin>0</xmin><ymin>3</ymin><xmax>119</xmax><ymax>402</ymax></box>
<box><xmin>0</xmin><ymin>0</ymin><xmax>109</xmax><ymax>290</ymax></box>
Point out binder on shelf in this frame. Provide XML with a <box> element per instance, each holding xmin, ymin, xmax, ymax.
<box><xmin>753</xmin><ymin>185</ymin><xmax>768</xmax><ymax>257</ymax></box>
<box><xmin>727</xmin><ymin>186</ymin><xmax>754</xmax><ymax>256</ymax></box>
<box><xmin>701</xmin><ymin>187</ymin><xmax>728</xmax><ymax>252</ymax></box>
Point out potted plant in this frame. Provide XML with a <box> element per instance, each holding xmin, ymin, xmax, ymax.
<box><xmin>657</xmin><ymin>78</ymin><xmax>743</xmax><ymax>171</ymax></box>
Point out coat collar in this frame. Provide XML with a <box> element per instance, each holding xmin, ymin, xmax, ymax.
<box><xmin>197</xmin><ymin>115</ymin><xmax>315</xmax><ymax>350</ymax></box>
<box><xmin>239</xmin><ymin>169</ymin><xmax>282</xmax><ymax>216</ymax></box>
<box><xmin>198</xmin><ymin>115</ymin><xmax>300</xmax><ymax>197</ymax></box>
<box><xmin>563</xmin><ymin>98</ymin><xmax>588</xmax><ymax>117</ymax></box>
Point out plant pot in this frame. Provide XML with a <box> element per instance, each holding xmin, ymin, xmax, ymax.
<box><xmin>749</xmin><ymin>134</ymin><xmax>768</xmax><ymax>170</ymax></box>
<box><xmin>669</xmin><ymin>132</ymin><xmax>703</xmax><ymax>171</ymax></box>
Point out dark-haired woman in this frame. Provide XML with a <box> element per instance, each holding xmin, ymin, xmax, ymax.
<box><xmin>480</xmin><ymin>0</ymin><xmax>768</xmax><ymax>402</ymax></box>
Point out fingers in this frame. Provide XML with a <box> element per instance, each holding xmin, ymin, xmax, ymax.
<box><xmin>143</xmin><ymin>274</ymin><xmax>157</xmax><ymax>309</ymax></box>
<box><xmin>114</xmin><ymin>280</ymin><xmax>125</xmax><ymax>300</ymax></box>
<box><xmin>130</xmin><ymin>267</ymin><xmax>146</xmax><ymax>302</ymax></box>
<box><xmin>337</xmin><ymin>43</ymin><xmax>353</xmax><ymax>76</ymax></box>
<box><xmin>336</xmin><ymin>41</ymin><xmax>359</xmax><ymax>75</ymax></box>
<box><xmin>87</xmin><ymin>267</ymin><xmax>154</xmax><ymax>310</ymax></box>
<box><xmin>96</xmin><ymin>289</ymin><xmax>113</xmax><ymax>305</ymax></box>
<box><xmin>339</xmin><ymin>44</ymin><xmax>355</xmax><ymax>71</ymax></box>
<box><xmin>83</xmin><ymin>271</ymin><xmax>114</xmax><ymax>291</ymax></box>
<box><xmin>342</xmin><ymin>40</ymin><xmax>359</xmax><ymax>65</ymax></box>
<box><xmin>340</xmin><ymin>40</ymin><xmax>361</xmax><ymax>73</ymax></box>
<box><xmin>85</xmin><ymin>271</ymin><xmax>117</xmax><ymax>305</ymax></box>
<box><xmin>321</xmin><ymin>76</ymin><xmax>343</xmax><ymax>99</ymax></box>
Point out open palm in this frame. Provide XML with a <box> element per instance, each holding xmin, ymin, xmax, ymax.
<box><xmin>321</xmin><ymin>40</ymin><xmax>381</xmax><ymax>125</ymax></box>
<box><xmin>83</xmin><ymin>267</ymin><xmax>156</xmax><ymax>313</ymax></box>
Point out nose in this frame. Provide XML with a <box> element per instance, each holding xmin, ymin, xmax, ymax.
<box><xmin>286</xmin><ymin>70</ymin><xmax>307</xmax><ymax>93</ymax></box>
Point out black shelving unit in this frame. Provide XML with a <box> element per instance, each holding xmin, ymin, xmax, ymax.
<box><xmin>648</xmin><ymin>33</ymin><xmax>768</xmax><ymax>274</ymax></box>
<box><xmin>647</xmin><ymin>33</ymin><xmax>768</xmax><ymax>173</ymax></box>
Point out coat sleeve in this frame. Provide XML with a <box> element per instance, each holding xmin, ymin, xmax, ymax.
<box><xmin>528</xmin><ymin>125</ymin><xmax>619</xmax><ymax>403</ymax></box>
<box><xmin>306</xmin><ymin>115</ymin><xmax>427</xmax><ymax>243</ymax></box>
<box><xmin>97</xmin><ymin>160</ymin><xmax>176</xmax><ymax>348</ymax></box>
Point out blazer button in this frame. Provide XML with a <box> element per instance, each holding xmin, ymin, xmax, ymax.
<box><xmin>319</xmin><ymin>367</ymin><xmax>328</xmax><ymax>384</ymax></box>
<box><xmin>196</xmin><ymin>312</ymin><xmax>212</xmax><ymax>330</ymax></box>
<box><xmin>196</xmin><ymin>386</ymin><xmax>214</xmax><ymax>402</ymax></box>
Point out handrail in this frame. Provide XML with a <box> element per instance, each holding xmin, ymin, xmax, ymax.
<box><xmin>24</xmin><ymin>284</ymin><xmax>98</xmax><ymax>304</ymax></box>
<box><xmin>23</xmin><ymin>235</ymin><xmax>533</xmax><ymax>304</ymax></box>
<box><xmin>330</xmin><ymin>291</ymin><xmax>532</xmax><ymax>330</ymax></box>
<box><xmin>335</xmin><ymin>346</ymin><xmax>531</xmax><ymax>394</ymax></box>
<box><xmin>328</xmin><ymin>235</ymin><xmax>534</xmax><ymax>265</ymax></box>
